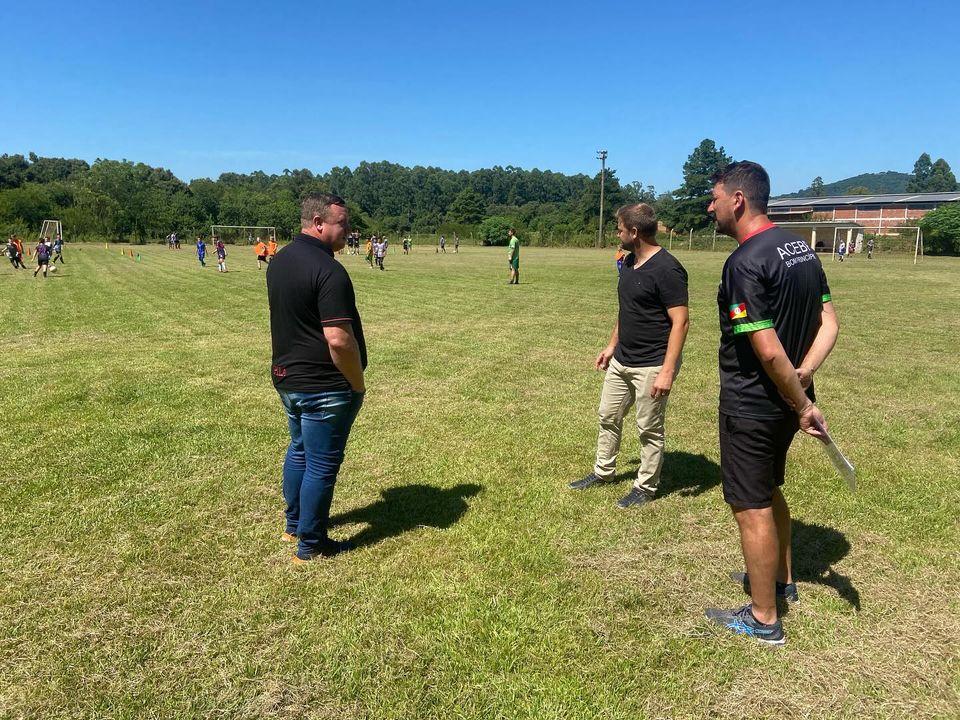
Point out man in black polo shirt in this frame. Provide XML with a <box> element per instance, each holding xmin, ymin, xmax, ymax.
<box><xmin>267</xmin><ymin>193</ymin><xmax>367</xmax><ymax>563</ymax></box>
<box><xmin>704</xmin><ymin>161</ymin><xmax>839</xmax><ymax>644</ymax></box>
<box><xmin>569</xmin><ymin>203</ymin><xmax>689</xmax><ymax>508</ymax></box>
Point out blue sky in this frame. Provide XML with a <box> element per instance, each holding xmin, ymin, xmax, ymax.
<box><xmin>3</xmin><ymin>0</ymin><xmax>959</xmax><ymax>195</ymax></box>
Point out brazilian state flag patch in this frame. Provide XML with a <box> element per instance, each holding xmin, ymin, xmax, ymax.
<box><xmin>729</xmin><ymin>303</ymin><xmax>747</xmax><ymax>320</ymax></box>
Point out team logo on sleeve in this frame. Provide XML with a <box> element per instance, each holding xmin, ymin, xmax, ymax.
<box><xmin>729</xmin><ymin>303</ymin><xmax>747</xmax><ymax>320</ymax></box>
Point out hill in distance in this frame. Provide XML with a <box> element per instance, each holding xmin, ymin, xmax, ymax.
<box><xmin>777</xmin><ymin>171</ymin><xmax>912</xmax><ymax>199</ymax></box>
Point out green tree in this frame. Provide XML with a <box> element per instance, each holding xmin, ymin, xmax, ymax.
<box><xmin>447</xmin><ymin>188</ymin><xmax>486</xmax><ymax>224</ymax></box>
<box><xmin>810</xmin><ymin>176</ymin><xmax>825</xmax><ymax>196</ymax></box>
<box><xmin>846</xmin><ymin>186</ymin><xmax>871</xmax><ymax>195</ymax></box>
<box><xmin>660</xmin><ymin>139</ymin><xmax>732</xmax><ymax>232</ymax></box>
<box><xmin>926</xmin><ymin>159</ymin><xmax>958</xmax><ymax>192</ymax></box>
<box><xmin>622</xmin><ymin>181</ymin><xmax>657</xmax><ymax>204</ymax></box>
<box><xmin>906</xmin><ymin>153</ymin><xmax>933</xmax><ymax>192</ymax></box>
<box><xmin>0</xmin><ymin>183</ymin><xmax>55</xmax><ymax>230</ymax></box>
<box><xmin>0</xmin><ymin>154</ymin><xmax>30</xmax><ymax>189</ymax></box>
<box><xmin>918</xmin><ymin>204</ymin><xmax>960</xmax><ymax>255</ymax></box>
<box><xmin>479</xmin><ymin>216</ymin><xmax>513</xmax><ymax>246</ymax></box>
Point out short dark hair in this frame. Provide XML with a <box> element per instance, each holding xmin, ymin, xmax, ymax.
<box><xmin>710</xmin><ymin>161</ymin><xmax>770</xmax><ymax>214</ymax></box>
<box><xmin>301</xmin><ymin>192</ymin><xmax>347</xmax><ymax>226</ymax></box>
<box><xmin>616</xmin><ymin>203</ymin><xmax>658</xmax><ymax>239</ymax></box>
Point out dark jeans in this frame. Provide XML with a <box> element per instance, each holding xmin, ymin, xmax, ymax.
<box><xmin>278</xmin><ymin>388</ymin><xmax>364</xmax><ymax>557</ymax></box>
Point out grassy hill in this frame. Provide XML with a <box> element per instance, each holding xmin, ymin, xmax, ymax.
<box><xmin>778</xmin><ymin>171</ymin><xmax>912</xmax><ymax>198</ymax></box>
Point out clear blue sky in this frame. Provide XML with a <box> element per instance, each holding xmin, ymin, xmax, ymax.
<box><xmin>3</xmin><ymin>0</ymin><xmax>959</xmax><ymax>195</ymax></box>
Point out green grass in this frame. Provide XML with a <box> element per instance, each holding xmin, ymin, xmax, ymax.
<box><xmin>1</xmin><ymin>244</ymin><xmax>958</xmax><ymax>719</ymax></box>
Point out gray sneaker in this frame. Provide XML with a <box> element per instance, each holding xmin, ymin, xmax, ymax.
<box><xmin>705</xmin><ymin>604</ymin><xmax>785</xmax><ymax>645</ymax></box>
<box><xmin>568</xmin><ymin>472</ymin><xmax>605</xmax><ymax>490</ymax></box>
<box><xmin>616</xmin><ymin>488</ymin><xmax>653</xmax><ymax>509</ymax></box>
<box><xmin>729</xmin><ymin>571</ymin><xmax>800</xmax><ymax>603</ymax></box>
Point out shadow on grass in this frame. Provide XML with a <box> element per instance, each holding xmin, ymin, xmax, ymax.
<box><xmin>791</xmin><ymin>520</ymin><xmax>861</xmax><ymax>611</ymax></box>
<box><xmin>609</xmin><ymin>451</ymin><xmax>720</xmax><ymax>499</ymax></box>
<box><xmin>329</xmin><ymin>483</ymin><xmax>482</xmax><ymax>549</ymax></box>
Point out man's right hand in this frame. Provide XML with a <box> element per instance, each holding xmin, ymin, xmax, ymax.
<box><xmin>798</xmin><ymin>402</ymin><xmax>827</xmax><ymax>439</ymax></box>
<box><xmin>595</xmin><ymin>346</ymin><xmax>615</xmax><ymax>371</ymax></box>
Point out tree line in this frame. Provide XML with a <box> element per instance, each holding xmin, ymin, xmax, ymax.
<box><xmin>0</xmin><ymin>152</ymin><xmax>656</xmax><ymax>244</ymax></box>
<box><xmin>1</xmin><ymin>144</ymin><xmax>956</xmax><ymax>248</ymax></box>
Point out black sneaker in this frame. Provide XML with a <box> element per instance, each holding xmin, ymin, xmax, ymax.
<box><xmin>293</xmin><ymin>538</ymin><xmax>355</xmax><ymax>564</ymax></box>
<box><xmin>568</xmin><ymin>472</ymin><xmax>606</xmax><ymax>490</ymax></box>
<box><xmin>705</xmin><ymin>604</ymin><xmax>785</xmax><ymax>645</ymax></box>
<box><xmin>729</xmin><ymin>571</ymin><xmax>800</xmax><ymax>603</ymax></box>
<box><xmin>616</xmin><ymin>488</ymin><xmax>653</xmax><ymax>509</ymax></box>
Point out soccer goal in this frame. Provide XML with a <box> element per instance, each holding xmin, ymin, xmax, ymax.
<box><xmin>776</xmin><ymin>222</ymin><xmax>924</xmax><ymax>265</ymax></box>
<box><xmin>827</xmin><ymin>225</ymin><xmax>924</xmax><ymax>264</ymax></box>
<box><xmin>210</xmin><ymin>225</ymin><xmax>276</xmax><ymax>245</ymax></box>
<box><xmin>38</xmin><ymin>219</ymin><xmax>62</xmax><ymax>241</ymax></box>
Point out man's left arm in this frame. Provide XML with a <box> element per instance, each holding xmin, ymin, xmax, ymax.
<box><xmin>796</xmin><ymin>301</ymin><xmax>839</xmax><ymax>388</ymax></box>
<box><xmin>651</xmin><ymin>305</ymin><xmax>689</xmax><ymax>399</ymax></box>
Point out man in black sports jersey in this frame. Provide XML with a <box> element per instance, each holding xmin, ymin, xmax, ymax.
<box><xmin>704</xmin><ymin>161</ymin><xmax>839</xmax><ymax>645</ymax></box>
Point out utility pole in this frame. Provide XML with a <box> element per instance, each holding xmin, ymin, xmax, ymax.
<box><xmin>596</xmin><ymin>150</ymin><xmax>608</xmax><ymax>248</ymax></box>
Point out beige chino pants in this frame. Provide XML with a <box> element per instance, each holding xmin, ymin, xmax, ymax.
<box><xmin>593</xmin><ymin>356</ymin><xmax>679</xmax><ymax>495</ymax></box>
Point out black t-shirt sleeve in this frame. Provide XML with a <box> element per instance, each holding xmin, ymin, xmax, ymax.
<box><xmin>658</xmin><ymin>263</ymin><xmax>689</xmax><ymax>308</ymax></box>
<box><xmin>819</xmin><ymin>266</ymin><xmax>832</xmax><ymax>304</ymax></box>
<box><xmin>726</xmin><ymin>259</ymin><xmax>774</xmax><ymax>335</ymax></box>
<box><xmin>316</xmin><ymin>268</ymin><xmax>355</xmax><ymax>325</ymax></box>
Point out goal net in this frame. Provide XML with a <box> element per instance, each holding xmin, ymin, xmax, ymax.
<box><xmin>39</xmin><ymin>219</ymin><xmax>62</xmax><ymax>241</ymax></box>
<box><xmin>210</xmin><ymin>225</ymin><xmax>276</xmax><ymax>245</ymax></box>
<box><xmin>827</xmin><ymin>225</ymin><xmax>924</xmax><ymax>263</ymax></box>
<box><xmin>777</xmin><ymin>222</ymin><xmax>924</xmax><ymax>263</ymax></box>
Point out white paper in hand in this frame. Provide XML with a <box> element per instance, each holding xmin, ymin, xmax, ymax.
<box><xmin>813</xmin><ymin>421</ymin><xmax>856</xmax><ymax>491</ymax></box>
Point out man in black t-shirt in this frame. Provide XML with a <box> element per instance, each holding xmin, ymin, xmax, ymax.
<box><xmin>267</xmin><ymin>192</ymin><xmax>367</xmax><ymax>564</ymax></box>
<box><xmin>704</xmin><ymin>161</ymin><xmax>839</xmax><ymax>645</ymax></box>
<box><xmin>569</xmin><ymin>203</ymin><xmax>689</xmax><ymax>509</ymax></box>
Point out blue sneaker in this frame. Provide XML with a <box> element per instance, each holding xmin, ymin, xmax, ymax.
<box><xmin>705</xmin><ymin>604</ymin><xmax>785</xmax><ymax>645</ymax></box>
<box><xmin>729</xmin><ymin>571</ymin><xmax>800</xmax><ymax>603</ymax></box>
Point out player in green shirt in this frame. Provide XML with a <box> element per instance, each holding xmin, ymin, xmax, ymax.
<box><xmin>507</xmin><ymin>228</ymin><xmax>520</xmax><ymax>284</ymax></box>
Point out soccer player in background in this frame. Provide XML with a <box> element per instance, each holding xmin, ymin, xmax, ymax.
<box><xmin>705</xmin><ymin>161</ymin><xmax>838</xmax><ymax>645</ymax></box>
<box><xmin>6</xmin><ymin>237</ymin><xmax>21</xmax><ymax>270</ymax></box>
<box><xmin>569</xmin><ymin>203</ymin><xmax>689</xmax><ymax>509</ymax></box>
<box><xmin>507</xmin><ymin>228</ymin><xmax>520</xmax><ymax>284</ymax></box>
<box><xmin>267</xmin><ymin>237</ymin><xmax>278</xmax><ymax>263</ymax></box>
<box><xmin>33</xmin><ymin>238</ymin><xmax>51</xmax><ymax>277</ymax></box>
<box><xmin>196</xmin><ymin>237</ymin><xmax>207</xmax><ymax>267</ymax></box>
<box><xmin>12</xmin><ymin>236</ymin><xmax>25</xmax><ymax>269</ymax></box>
<box><xmin>52</xmin><ymin>234</ymin><xmax>64</xmax><ymax>265</ymax></box>
<box><xmin>215</xmin><ymin>237</ymin><xmax>227</xmax><ymax>272</ymax></box>
<box><xmin>255</xmin><ymin>238</ymin><xmax>269</xmax><ymax>269</ymax></box>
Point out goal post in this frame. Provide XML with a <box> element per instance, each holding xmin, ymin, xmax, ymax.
<box><xmin>827</xmin><ymin>225</ymin><xmax>923</xmax><ymax>264</ymax></box>
<box><xmin>39</xmin><ymin>219</ymin><xmax>62</xmax><ymax>242</ymax></box>
<box><xmin>210</xmin><ymin>225</ymin><xmax>276</xmax><ymax>245</ymax></box>
<box><xmin>775</xmin><ymin>222</ymin><xmax>923</xmax><ymax>264</ymax></box>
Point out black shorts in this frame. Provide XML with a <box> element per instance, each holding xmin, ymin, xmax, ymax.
<box><xmin>257</xmin><ymin>255</ymin><xmax>267</xmax><ymax>261</ymax></box>
<box><xmin>719</xmin><ymin>412</ymin><xmax>799</xmax><ymax>509</ymax></box>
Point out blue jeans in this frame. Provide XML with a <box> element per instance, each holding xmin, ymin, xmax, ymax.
<box><xmin>278</xmin><ymin>388</ymin><xmax>364</xmax><ymax>557</ymax></box>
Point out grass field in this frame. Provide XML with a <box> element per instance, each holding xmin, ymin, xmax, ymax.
<box><xmin>1</xmin><ymin>243</ymin><xmax>958</xmax><ymax>719</ymax></box>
